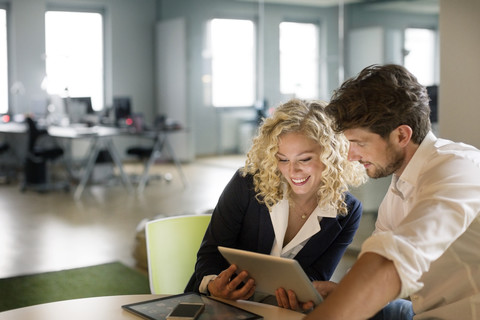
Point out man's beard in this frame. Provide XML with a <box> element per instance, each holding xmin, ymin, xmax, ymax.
<box><xmin>366</xmin><ymin>144</ymin><xmax>404</xmax><ymax>179</ymax></box>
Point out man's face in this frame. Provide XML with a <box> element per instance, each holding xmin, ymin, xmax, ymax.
<box><xmin>344</xmin><ymin>128</ymin><xmax>405</xmax><ymax>179</ymax></box>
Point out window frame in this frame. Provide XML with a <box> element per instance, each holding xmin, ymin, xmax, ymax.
<box><xmin>44</xmin><ymin>6</ymin><xmax>106</xmax><ymax>111</ymax></box>
<box><xmin>0</xmin><ymin>5</ymin><xmax>9</xmax><ymax>115</ymax></box>
<box><xmin>403</xmin><ymin>27</ymin><xmax>438</xmax><ymax>86</ymax></box>
<box><xmin>205</xmin><ymin>17</ymin><xmax>257</xmax><ymax>109</ymax></box>
<box><xmin>279</xmin><ymin>20</ymin><xmax>320</xmax><ymax>100</ymax></box>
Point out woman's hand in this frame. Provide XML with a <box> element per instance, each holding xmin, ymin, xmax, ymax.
<box><xmin>312</xmin><ymin>281</ymin><xmax>337</xmax><ymax>299</ymax></box>
<box><xmin>207</xmin><ymin>264</ymin><xmax>256</xmax><ymax>301</ymax></box>
<box><xmin>275</xmin><ymin>288</ymin><xmax>315</xmax><ymax>312</ymax></box>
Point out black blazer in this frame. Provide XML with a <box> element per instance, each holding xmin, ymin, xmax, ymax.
<box><xmin>185</xmin><ymin>169</ymin><xmax>363</xmax><ymax>293</ymax></box>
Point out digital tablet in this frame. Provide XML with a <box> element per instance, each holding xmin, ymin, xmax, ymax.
<box><xmin>122</xmin><ymin>292</ymin><xmax>262</xmax><ymax>320</ymax></box>
<box><xmin>218</xmin><ymin>246</ymin><xmax>323</xmax><ymax>305</ymax></box>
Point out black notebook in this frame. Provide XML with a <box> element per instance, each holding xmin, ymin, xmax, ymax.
<box><xmin>122</xmin><ymin>292</ymin><xmax>263</xmax><ymax>320</ymax></box>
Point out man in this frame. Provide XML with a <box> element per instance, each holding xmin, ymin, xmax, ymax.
<box><xmin>303</xmin><ymin>64</ymin><xmax>480</xmax><ymax>319</ymax></box>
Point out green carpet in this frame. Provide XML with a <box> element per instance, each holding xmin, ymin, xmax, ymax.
<box><xmin>0</xmin><ymin>262</ymin><xmax>150</xmax><ymax>312</ymax></box>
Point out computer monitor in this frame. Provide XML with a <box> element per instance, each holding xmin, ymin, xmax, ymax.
<box><xmin>63</xmin><ymin>97</ymin><xmax>94</xmax><ymax>123</ymax></box>
<box><xmin>113</xmin><ymin>97</ymin><xmax>132</xmax><ymax>126</ymax></box>
<box><xmin>426</xmin><ymin>85</ymin><xmax>438</xmax><ymax>123</ymax></box>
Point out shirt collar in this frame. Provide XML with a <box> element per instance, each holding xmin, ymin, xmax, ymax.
<box><xmin>269</xmin><ymin>198</ymin><xmax>337</xmax><ymax>256</ymax></box>
<box><xmin>392</xmin><ymin>131</ymin><xmax>437</xmax><ymax>199</ymax></box>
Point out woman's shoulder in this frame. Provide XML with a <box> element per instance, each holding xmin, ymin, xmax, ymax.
<box><xmin>344</xmin><ymin>191</ymin><xmax>359</xmax><ymax>202</ymax></box>
<box><xmin>233</xmin><ymin>168</ymin><xmax>254</xmax><ymax>181</ymax></box>
<box><xmin>344</xmin><ymin>191</ymin><xmax>363</xmax><ymax>213</ymax></box>
<box><xmin>227</xmin><ymin>168</ymin><xmax>255</xmax><ymax>190</ymax></box>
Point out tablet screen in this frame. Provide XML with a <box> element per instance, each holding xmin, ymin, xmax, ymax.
<box><xmin>218</xmin><ymin>246</ymin><xmax>323</xmax><ymax>305</ymax></box>
<box><xmin>122</xmin><ymin>292</ymin><xmax>262</xmax><ymax>320</ymax></box>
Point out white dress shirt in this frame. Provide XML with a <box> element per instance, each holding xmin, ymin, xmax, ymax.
<box><xmin>360</xmin><ymin>132</ymin><xmax>480</xmax><ymax>319</ymax></box>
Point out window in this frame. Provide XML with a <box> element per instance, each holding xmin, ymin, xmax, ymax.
<box><xmin>279</xmin><ymin>22</ymin><xmax>319</xmax><ymax>99</ymax></box>
<box><xmin>207</xmin><ymin>19</ymin><xmax>255</xmax><ymax>107</ymax></box>
<box><xmin>45</xmin><ymin>11</ymin><xmax>103</xmax><ymax>111</ymax></box>
<box><xmin>0</xmin><ymin>9</ymin><xmax>7</xmax><ymax>114</ymax></box>
<box><xmin>404</xmin><ymin>28</ymin><xmax>436</xmax><ymax>86</ymax></box>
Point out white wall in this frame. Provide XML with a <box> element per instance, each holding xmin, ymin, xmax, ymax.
<box><xmin>439</xmin><ymin>0</ymin><xmax>480</xmax><ymax>148</ymax></box>
<box><xmin>156</xmin><ymin>18</ymin><xmax>193</xmax><ymax>162</ymax></box>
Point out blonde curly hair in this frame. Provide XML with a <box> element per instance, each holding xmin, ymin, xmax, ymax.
<box><xmin>242</xmin><ymin>98</ymin><xmax>367</xmax><ymax>215</ymax></box>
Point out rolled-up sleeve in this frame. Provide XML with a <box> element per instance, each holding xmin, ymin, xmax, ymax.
<box><xmin>360</xmin><ymin>231</ymin><xmax>428</xmax><ymax>297</ymax></box>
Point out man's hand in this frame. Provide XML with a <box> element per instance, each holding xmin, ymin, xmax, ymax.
<box><xmin>312</xmin><ymin>281</ymin><xmax>337</xmax><ymax>299</ymax></box>
<box><xmin>207</xmin><ymin>264</ymin><xmax>256</xmax><ymax>301</ymax></box>
<box><xmin>275</xmin><ymin>287</ymin><xmax>315</xmax><ymax>312</ymax></box>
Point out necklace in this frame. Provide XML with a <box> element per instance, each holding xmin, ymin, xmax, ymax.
<box><xmin>290</xmin><ymin>199</ymin><xmax>317</xmax><ymax>220</ymax></box>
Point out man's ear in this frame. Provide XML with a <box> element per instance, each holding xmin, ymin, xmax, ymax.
<box><xmin>395</xmin><ymin>125</ymin><xmax>413</xmax><ymax>147</ymax></box>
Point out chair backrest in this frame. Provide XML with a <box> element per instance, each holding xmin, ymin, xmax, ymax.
<box><xmin>25</xmin><ymin>117</ymin><xmax>41</xmax><ymax>152</ymax></box>
<box><xmin>145</xmin><ymin>214</ymin><xmax>211</xmax><ymax>294</ymax></box>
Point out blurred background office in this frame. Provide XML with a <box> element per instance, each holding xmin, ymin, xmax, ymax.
<box><xmin>2</xmin><ymin>0</ymin><xmax>479</xmax><ymax>159</ymax></box>
<box><xmin>0</xmin><ymin>0</ymin><xmax>478</xmax><ymax>281</ymax></box>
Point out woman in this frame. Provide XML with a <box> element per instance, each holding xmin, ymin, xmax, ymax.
<box><xmin>185</xmin><ymin>98</ymin><xmax>367</xmax><ymax>310</ymax></box>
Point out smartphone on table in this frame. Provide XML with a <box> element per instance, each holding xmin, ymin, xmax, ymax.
<box><xmin>166</xmin><ymin>302</ymin><xmax>205</xmax><ymax>320</ymax></box>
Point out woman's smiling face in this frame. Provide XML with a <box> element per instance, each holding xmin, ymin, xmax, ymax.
<box><xmin>276</xmin><ymin>132</ymin><xmax>326</xmax><ymax>198</ymax></box>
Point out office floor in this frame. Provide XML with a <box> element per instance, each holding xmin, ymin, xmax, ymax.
<box><xmin>0</xmin><ymin>155</ymin><xmax>373</xmax><ymax>282</ymax></box>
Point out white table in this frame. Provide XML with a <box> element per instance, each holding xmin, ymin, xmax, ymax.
<box><xmin>0</xmin><ymin>294</ymin><xmax>305</xmax><ymax>320</ymax></box>
<box><xmin>0</xmin><ymin>121</ymin><xmax>27</xmax><ymax>134</ymax></box>
<box><xmin>48</xmin><ymin>125</ymin><xmax>133</xmax><ymax>200</ymax></box>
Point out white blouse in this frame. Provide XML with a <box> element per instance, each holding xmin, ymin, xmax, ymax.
<box><xmin>269</xmin><ymin>198</ymin><xmax>337</xmax><ymax>258</ymax></box>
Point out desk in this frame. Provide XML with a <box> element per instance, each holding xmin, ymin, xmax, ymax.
<box><xmin>48</xmin><ymin>125</ymin><xmax>133</xmax><ymax>200</ymax></box>
<box><xmin>132</xmin><ymin>126</ymin><xmax>187</xmax><ymax>193</ymax></box>
<box><xmin>0</xmin><ymin>121</ymin><xmax>27</xmax><ymax>133</ymax></box>
<box><xmin>0</xmin><ymin>294</ymin><xmax>305</xmax><ymax>320</ymax></box>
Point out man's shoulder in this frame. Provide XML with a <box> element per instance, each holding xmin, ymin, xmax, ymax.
<box><xmin>418</xmin><ymin>133</ymin><xmax>480</xmax><ymax>163</ymax></box>
<box><xmin>432</xmin><ymin>138</ymin><xmax>480</xmax><ymax>167</ymax></box>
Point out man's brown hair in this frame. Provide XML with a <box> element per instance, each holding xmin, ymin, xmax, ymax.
<box><xmin>326</xmin><ymin>64</ymin><xmax>431</xmax><ymax>144</ymax></box>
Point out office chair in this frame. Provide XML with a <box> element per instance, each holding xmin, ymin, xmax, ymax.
<box><xmin>21</xmin><ymin>117</ymin><xmax>69</xmax><ymax>192</ymax></box>
<box><xmin>145</xmin><ymin>214</ymin><xmax>211</xmax><ymax>294</ymax></box>
<box><xmin>0</xmin><ymin>141</ymin><xmax>9</xmax><ymax>154</ymax></box>
<box><xmin>0</xmin><ymin>142</ymin><xmax>13</xmax><ymax>183</ymax></box>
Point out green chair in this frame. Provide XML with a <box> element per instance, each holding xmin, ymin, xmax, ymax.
<box><xmin>145</xmin><ymin>214</ymin><xmax>211</xmax><ymax>294</ymax></box>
